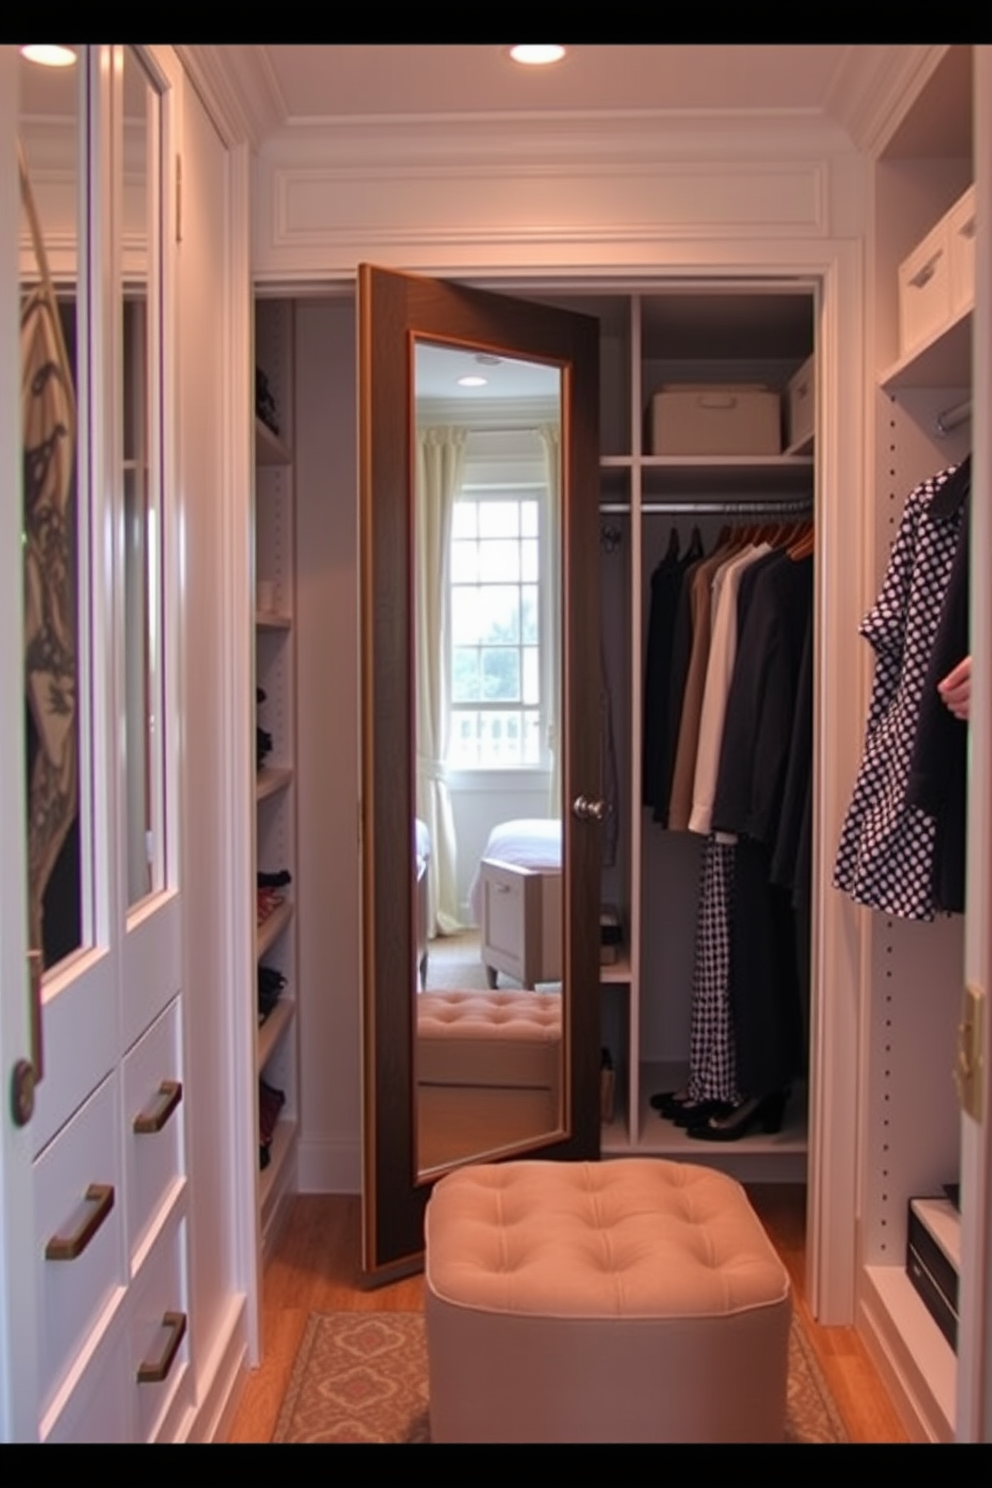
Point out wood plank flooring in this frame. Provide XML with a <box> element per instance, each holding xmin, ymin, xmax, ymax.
<box><xmin>226</xmin><ymin>1185</ymin><xmax>909</xmax><ymax>1444</ymax></box>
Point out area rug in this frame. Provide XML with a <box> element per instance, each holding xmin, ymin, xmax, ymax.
<box><xmin>272</xmin><ymin>1310</ymin><xmax>849</xmax><ymax>1443</ymax></box>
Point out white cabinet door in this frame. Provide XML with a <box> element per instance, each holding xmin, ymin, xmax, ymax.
<box><xmin>0</xmin><ymin>44</ymin><xmax>186</xmax><ymax>1441</ymax></box>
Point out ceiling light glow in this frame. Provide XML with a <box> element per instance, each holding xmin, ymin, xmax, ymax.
<box><xmin>458</xmin><ymin>376</ymin><xmax>488</xmax><ymax>388</ymax></box>
<box><xmin>21</xmin><ymin>44</ymin><xmax>78</xmax><ymax>68</ymax></box>
<box><xmin>509</xmin><ymin>45</ymin><xmax>566</xmax><ymax>66</ymax></box>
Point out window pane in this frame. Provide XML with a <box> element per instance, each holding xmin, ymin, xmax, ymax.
<box><xmin>452</xmin><ymin>587</ymin><xmax>482</xmax><ymax>645</ymax></box>
<box><xmin>521</xmin><ymin>538</ymin><xmax>538</xmax><ymax>582</ymax></box>
<box><xmin>478</xmin><ymin>586</ymin><xmax>519</xmax><ymax>644</ymax></box>
<box><xmin>478</xmin><ymin>501</ymin><xmax>518</xmax><ymax>538</ymax></box>
<box><xmin>523</xmin><ymin>647</ymin><xmax>539</xmax><ymax>704</ymax></box>
<box><xmin>452</xmin><ymin>648</ymin><xmax>481</xmax><ymax>702</ymax></box>
<box><xmin>521</xmin><ymin>585</ymin><xmax>538</xmax><ymax>644</ymax></box>
<box><xmin>479</xmin><ymin>538</ymin><xmax>521</xmax><ymax>583</ymax></box>
<box><xmin>481</xmin><ymin>648</ymin><xmax>519</xmax><ymax>701</ymax></box>
<box><xmin>521</xmin><ymin>501</ymin><xmax>538</xmax><ymax>537</ymax></box>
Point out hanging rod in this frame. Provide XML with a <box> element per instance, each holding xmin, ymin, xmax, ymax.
<box><xmin>601</xmin><ymin>497</ymin><xmax>813</xmax><ymax>516</ymax></box>
<box><xmin>936</xmin><ymin>397</ymin><xmax>971</xmax><ymax>436</ymax></box>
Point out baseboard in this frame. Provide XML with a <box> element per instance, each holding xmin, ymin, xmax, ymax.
<box><xmin>183</xmin><ymin>1293</ymin><xmax>250</xmax><ymax>1443</ymax></box>
<box><xmin>296</xmin><ymin>1136</ymin><xmax>361</xmax><ymax>1193</ymax></box>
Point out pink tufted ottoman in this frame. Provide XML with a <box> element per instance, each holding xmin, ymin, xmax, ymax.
<box><xmin>424</xmin><ymin>1158</ymin><xmax>792</xmax><ymax>1443</ymax></box>
<box><xmin>416</xmin><ymin>990</ymin><xmax>561</xmax><ymax>1094</ymax></box>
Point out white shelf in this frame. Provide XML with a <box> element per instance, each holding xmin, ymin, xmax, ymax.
<box><xmin>258</xmin><ymin>1115</ymin><xmax>298</xmax><ymax>1216</ymax></box>
<box><xmin>255</xmin><ymin>417</ymin><xmax>291</xmax><ymax>467</ymax></box>
<box><xmin>599</xmin><ymin>953</ymin><xmax>631</xmax><ymax>985</ymax></box>
<box><xmin>256</xmin><ymin>766</ymin><xmax>293</xmax><ymax>804</ymax></box>
<box><xmin>880</xmin><ymin>306</ymin><xmax>972</xmax><ymax>391</ymax></box>
<box><xmin>257</xmin><ymin>995</ymin><xmax>296</xmax><ymax>1073</ymax></box>
<box><xmin>256</xmin><ymin>610</ymin><xmax>291</xmax><ymax>631</ymax></box>
<box><xmin>256</xmin><ymin>898</ymin><xmax>293</xmax><ymax>960</ymax></box>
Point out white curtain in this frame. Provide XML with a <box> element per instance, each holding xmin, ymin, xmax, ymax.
<box><xmin>415</xmin><ymin>427</ymin><xmax>466</xmax><ymax>936</ymax></box>
<box><xmin>538</xmin><ymin>423</ymin><xmax>562</xmax><ymax>815</ymax></box>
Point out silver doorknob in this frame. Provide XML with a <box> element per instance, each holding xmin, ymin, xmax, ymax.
<box><xmin>572</xmin><ymin>795</ymin><xmax>606</xmax><ymax>822</ymax></box>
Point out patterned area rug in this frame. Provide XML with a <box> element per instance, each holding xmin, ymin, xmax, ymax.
<box><xmin>272</xmin><ymin>1310</ymin><xmax>848</xmax><ymax>1443</ymax></box>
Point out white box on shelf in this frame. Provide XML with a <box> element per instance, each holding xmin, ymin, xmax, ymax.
<box><xmin>898</xmin><ymin>213</ymin><xmax>951</xmax><ymax>359</ymax></box>
<box><xmin>784</xmin><ymin>354</ymin><xmax>815</xmax><ymax>450</ymax></box>
<box><xmin>649</xmin><ymin>385</ymin><xmax>781</xmax><ymax>456</ymax></box>
<box><xmin>947</xmin><ymin>184</ymin><xmax>976</xmax><ymax>321</ymax></box>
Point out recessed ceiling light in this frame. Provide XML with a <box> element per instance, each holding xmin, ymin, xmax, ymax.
<box><xmin>458</xmin><ymin>376</ymin><xmax>488</xmax><ymax>388</ymax></box>
<box><xmin>20</xmin><ymin>45</ymin><xmax>78</xmax><ymax>68</ymax></box>
<box><xmin>509</xmin><ymin>45</ymin><xmax>566</xmax><ymax>67</ymax></box>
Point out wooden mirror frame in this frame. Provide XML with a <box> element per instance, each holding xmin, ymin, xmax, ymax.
<box><xmin>358</xmin><ymin>265</ymin><xmax>603</xmax><ymax>1278</ymax></box>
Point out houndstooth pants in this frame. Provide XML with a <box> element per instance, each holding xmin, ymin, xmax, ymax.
<box><xmin>687</xmin><ymin>835</ymin><xmax>741</xmax><ymax>1104</ymax></box>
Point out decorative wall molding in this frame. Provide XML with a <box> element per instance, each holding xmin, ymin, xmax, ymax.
<box><xmin>176</xmin><ymin>44</ymin><xmax>283</xmax><ymax>150</ymax></box>
<box><xmin>823</xmin><ymin>44</ymin><xmax>937</xmax><ymax>157</ymax></box>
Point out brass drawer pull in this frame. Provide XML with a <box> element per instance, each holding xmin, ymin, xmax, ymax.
<box><xmin>45</xmin><ymin>1183</ymin><xmax>115</xmax><ymax>1261</ymax></box>
<box><xmin>133</xmin><ymin>1080</ymin><xmax>182</xmax><ymax>1135</ymax></box>
<box><xmin>137</xmin><ymin>1310</ymin><xmax>187</xmax><ymax>1385</ymax></box>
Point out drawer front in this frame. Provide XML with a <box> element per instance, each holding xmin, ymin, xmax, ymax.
<box><xmin>34</xmin><ymin>1070</ymin><xmax>125</xmax><ymax>1421</ymax></box>
<box><xmin>123</xmin><ymin>996</ymin><xmax>186</xmax><ymax>1265</ymax></box>
<box><xmin>129</xmin><ymin>1208</ymin><xmax>190</xmax><ymax>1442</ymax></box>
<box><xmin>42</xmin><ymin>1309</ymin><xmax>132</xmax><ymax>1443</ymax></box>
<box><xmin>899</xmin><ymin>216</ymin><xmax>950</xmax><ymax>358</ymax></box>
<box><xmin>948</xmin><ymin>184</ymin><xmax>976</xmax><ymax>320</ymax></box>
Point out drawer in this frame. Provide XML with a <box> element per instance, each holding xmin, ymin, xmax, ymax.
<box><xmin>123</xmin><ymin>996</ymin><xmax>186</xmax><ymax>1265</ymax></box>
<box><xmin>42</xmin><ymin>1307</ymin><xmax>132</xmax><ymax>1443</ymax></box>
<box><xmin>898</xmin><ymin>214</ymin><xmax>950</xmax><ymax>358</ymax></box>
<box><xmin>34</xmin><ymin>1070</ymin><xmax>125</xmax><ymax>1421</ymax></box>
<box><xmin>784</xmin><ymin>354</ymin><xmax>815</xmax><ymax>451</ymax></box>
<box><xmin>947</xmin><ymin>184</ymin><xmax>976</xmax><ymax>321</ymax></box>
<box><xmin>129</xmin><ymin>1207</ymin><xmax>190</xmax><ymax>1442</ymax></box>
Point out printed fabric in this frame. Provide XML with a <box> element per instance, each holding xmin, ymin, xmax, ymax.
<box><xmin>833</xmin><ymin>465</ymin><xmax>965</xmax><ymax>921</ymax></box>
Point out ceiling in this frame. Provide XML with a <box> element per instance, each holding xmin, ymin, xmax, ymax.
<box><xmin>257</xmin><ymin>45</ymin><xmax>856</xmax><ymax>122</ymax></box>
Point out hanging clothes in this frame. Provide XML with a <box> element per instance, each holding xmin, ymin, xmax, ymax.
<box><xmin>642</xmin><ymin>525</ymin><xmax>703</xmax><ymax>821</ymax></box>
<box><xmin>834</xmin><ymin>462</ymin><xmax>967</xmax><ymax>921</ymax></box>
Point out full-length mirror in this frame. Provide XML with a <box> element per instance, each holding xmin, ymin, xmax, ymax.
<box><xmin>360</xmin><ymin>266</ymin><xmax>603</xmax><ymax>1276</ymax></box>
<box><xmin>413</xmin><ymin>340</ymin><xmax>564</xmax><ymax>1178</ymax></box>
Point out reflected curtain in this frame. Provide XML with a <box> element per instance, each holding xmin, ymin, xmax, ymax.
<box><xmin>415</xmin><ymin>427</ymin><xmax>466</xmax><ymax>936</ymax></box>
<box><xmin>538</xmin><ymin>424</ymin><xmax>561</xmax><ymax>814</ymax></box>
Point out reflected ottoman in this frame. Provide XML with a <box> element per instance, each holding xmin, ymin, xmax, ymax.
<box><xmin>424</xmin><ymin>1157</ymin><xmax>791</xmax><ymax>1443</ymax></box>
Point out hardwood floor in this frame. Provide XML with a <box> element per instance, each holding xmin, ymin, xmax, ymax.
<box><xmin>226</xmin><ymin>1184</ymin><xmax>910</xmax><ymax>1444</ymax></box>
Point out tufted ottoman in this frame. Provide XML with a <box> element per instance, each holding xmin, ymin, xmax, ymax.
<box><xmin>416</xmin><ymin>990</ymin><xmax>561</xmax><ymax>1095</ymax></box>
<box><xmin>424</xmin><ymin>1158</ymin><xmax>792</xmax><ymax>1443</ymax></box>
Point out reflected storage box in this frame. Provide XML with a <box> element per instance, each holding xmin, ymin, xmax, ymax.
<box><xmin>649</xmin><ymin>384</ymin><xmax>781</xmax><ymax>456</ymax></box>
<box><xmin>600</xmin><ymin>906</ymin><xmax>622</xmax><ymax>967</ymax></box>
<box><xmin>906</xmin><ymin>1195</ymin><xmax>960</xmax><ymax>1353</ymax></box>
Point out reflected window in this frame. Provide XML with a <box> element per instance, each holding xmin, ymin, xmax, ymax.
<box><xmin>449</xmin><ymin>485</ymin><xmax>544</xmax><ymax>769</ymax></box>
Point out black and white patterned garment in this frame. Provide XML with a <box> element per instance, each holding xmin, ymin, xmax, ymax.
<box><xmin>833</xmin><ymin>465</ymin><xmax>965</xmax><ymax>921</ymax></box>
<box><xmin>686</xmin><ymin>835</ymin><xmax>741</xmax><ymax>1104</ymax></box>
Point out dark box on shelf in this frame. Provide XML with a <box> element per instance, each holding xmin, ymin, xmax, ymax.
<box><xmin>906</xmin><ymin>1196</ymin><xmax>960</xmax><ymax>1353</ymax></box>
<box><xmin>600</xmin><ymin>907</ymin><xmax>622</xmax><ymax>966</ymax></box>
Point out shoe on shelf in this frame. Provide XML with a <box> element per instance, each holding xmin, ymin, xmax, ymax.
<box><xmin>686</xmin><ymin>1088</ymin><xmax>789</xmax><ymax>1143</ymax></box>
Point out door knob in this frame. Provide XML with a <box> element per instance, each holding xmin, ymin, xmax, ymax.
<box><xmin>572</xmin><ymin>795</ymin><xmax>606</xmax><ymax>821</ymax></box>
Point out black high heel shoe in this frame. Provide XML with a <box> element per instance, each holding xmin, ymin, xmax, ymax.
<box><xmin>686</xmin><ymin>1088</ymin><xmax>789</xmax><ymax>1142</ymax></box>
<box><xmin>668</xmin><ymin>1098</ymin><xmax>734</xmax><ymax>1128</ymax></box>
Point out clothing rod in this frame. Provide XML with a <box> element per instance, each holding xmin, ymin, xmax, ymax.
<box><xmin>600</xmin><ymin>499</ymin><xmax>813</xmax><ymax>516</ymax></box>
<box><xmin>936</xmin><ymin>397</ymin><xmax>971</xmax><ymax>435</ymax></box>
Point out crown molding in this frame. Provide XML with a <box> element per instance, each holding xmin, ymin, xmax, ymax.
<box><xmin>175</xmin><ymin>44</ymin><xmax>286</xmax><ymax>150</ymax></box>
<box><xmin>825</xmin><ymin>44</ymin><xmax>945</xmax><ymax>157</ymax></box>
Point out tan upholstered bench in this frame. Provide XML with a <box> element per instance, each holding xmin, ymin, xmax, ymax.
<box><xmin>416</xmin><ymin>990</ymin><xmax>561</xmax><ymax>1095</ymax></box>
<box><xmin>424</xmin><ymin>1157</ymin><xmax>792</xmax><ymax>1443</ymax></box>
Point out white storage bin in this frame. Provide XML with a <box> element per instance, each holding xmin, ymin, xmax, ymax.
<box><xmin>898</xmin><ymin>213</ymin><xmax>951</xmax><ymax>358</ymax></box>
<box><xmin>784</xmin><ymin>355</ymin><xmax>815</xmax><ymax>450</ymax></box>
<box><xmin>948</xmin><ymin>184</ymin><xmax>976</xmax><ymax>321</ymax></box>
<box><xmin>650</xmin><ymin>385</ymin><xmax>781</xmax><ymax>456</ymax></box>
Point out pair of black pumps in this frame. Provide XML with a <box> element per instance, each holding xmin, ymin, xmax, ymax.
<box><xmin>651</xmin><ymin>1087</ymin><xmax>789</xmax><ymax>1142</ymax></box>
